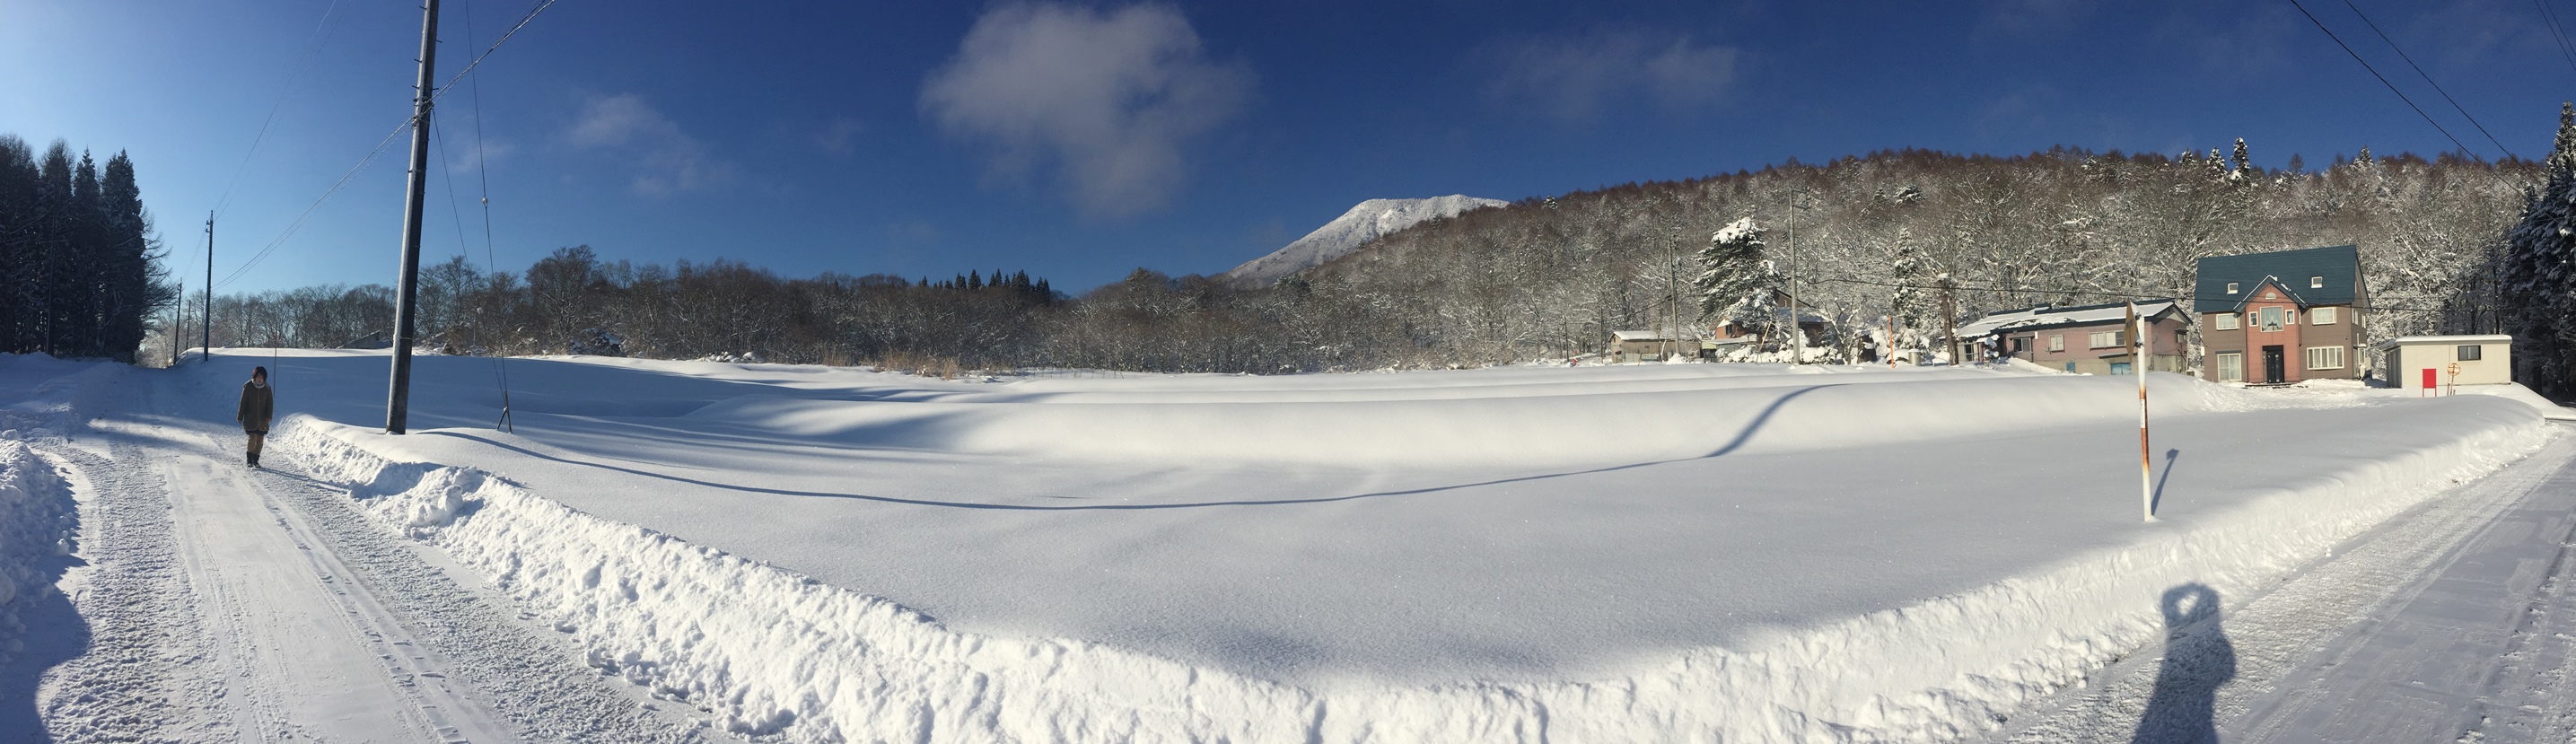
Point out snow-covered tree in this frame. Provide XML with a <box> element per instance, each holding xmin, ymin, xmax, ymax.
<box><xmin>2503</xmin><ymin>102</ymin><xmax>2576</xmax><ymax>399</ymax></box>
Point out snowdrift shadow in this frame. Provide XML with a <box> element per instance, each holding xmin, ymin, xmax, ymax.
<box><xmin>416</xmin><ymin>384</ymin><xmax>1840</xmax><ymax>511</ymax></box>
<box><xmin>0</xmin><ymin>538</ymin><xmax>88</xmax><ymax>740</ymax></box>
<box><xmin>2133</xmin><ymin>582</ymin><xmax>2235</xmax><ymax>744</ymax></box>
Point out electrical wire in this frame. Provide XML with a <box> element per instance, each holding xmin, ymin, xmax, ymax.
<box><xmin>2337</xmin><ymin>0</ymin><xmax>2516</xmax><ymax>160</ymax></box>
<box><xmin>211</xmin><ymin>0</ymin><xmax>562</xmax><ymax>292</ymax></box>
<box><xmin>460</xmin><ymin>0</ymin><xmax>515</xmax><ymax>431</ymax></box>
<box><xmin>213</xmin><ymin>0</ymin><xmax>344</xmax><ymax>220</ymax></box>
<box><xmin>2535</xmin><ymin>0</ymin><xmax>2576</xmax><ymax>75</ymax></box>
<box><xmin>2284</xmin><ymin>0</ymin><xmax>2476</xmax><ymax>157</ymax></box>
<box><xmin>1807</xmin><ymin>274</ymin><xmax>2485</xmax><ymax>315</ymax></box>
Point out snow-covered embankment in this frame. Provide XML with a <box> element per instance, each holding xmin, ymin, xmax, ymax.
<box><xmin>277</xmin><ymin>383</ymin><xmax>2552</xmax><ymax>743</ymax></box>
<box><xmin>0</xmin><ymin>436</ymin><xmax>74</xmax><ymax>669</ymax></box>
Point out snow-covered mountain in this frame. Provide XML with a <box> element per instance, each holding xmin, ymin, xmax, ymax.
<box><xmin>1221</xmin><ymin>196</ymin><xmax>1508</xmax><ymax>286</ymax></box>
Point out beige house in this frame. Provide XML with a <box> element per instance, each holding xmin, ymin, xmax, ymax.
<box><xmin>2375</xmin><ymin>335</ymin><xmax>2512</xmax><ymax>391</ymax></box>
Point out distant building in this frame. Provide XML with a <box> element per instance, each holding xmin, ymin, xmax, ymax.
<box><xmin>2193</xmin><ymin>245</ymin><xmax>2368</xmax><ymax>384</ymax></box>
<box><xmin>2375</xmin><ymin>335</ymin><xmax>2513</xmax><ymax>390</ymax></box>
<box><xmin>1956</xmin><ymin>301</ymin><xmax>2191</xmax><ymax>374</ymax></box>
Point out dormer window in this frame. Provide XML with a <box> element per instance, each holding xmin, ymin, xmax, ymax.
<box><xmin>2309</xmin><ymin>276</ymin><xmax>2324</xmax><ymax>288</ymax></box>
<box><xmin>2226</xmin><ymin>282</ymin><xmax>2239</xmax><ymax>294</ymax></box>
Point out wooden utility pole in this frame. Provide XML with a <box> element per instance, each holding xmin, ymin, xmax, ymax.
<box><xmin>202</xmin><ymin>212</ymin><xmax>213</xmax><ymax>360</ymax></box>
<box><xmin>2132</xmin><ymin>302</ymin><xmax>2153</xmax><ymax>521</ymax></box>
<box><xmin>385</xmin><ymin>0</ymin><xmax>438</xmax><ymax>435</ymax></box>
<box><xmin>1937</xmin><ymin>273</ymin><xmax>1957</xmax><ymax>365</ymax></box>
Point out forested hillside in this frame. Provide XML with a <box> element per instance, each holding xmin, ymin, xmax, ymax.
<box><xmin>1313</xmin><ymin>141</ymin><xmax>2534</xmax><ymax>368</ymax></box>
<box><xmin>156</xmin><ymin>138</ymin><xmax>2556</xmax><ymax>383</ymax></box>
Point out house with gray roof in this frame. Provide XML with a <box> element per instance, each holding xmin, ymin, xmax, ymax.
<box><xmin>1956</xmin><ymin>301</ymin><xmax>2192</xmax><ymax>374</ymax></box>
<box><xmin>2193</xmin><ymin>244</ymin><xmax>2368</xmax><ymax>384</ymax></box>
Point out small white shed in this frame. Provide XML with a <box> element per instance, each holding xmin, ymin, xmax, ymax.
<box><xmin>2374</xmin><ymin>335</ymin><xmax>2512</xmax><ymax>390</ymax></box>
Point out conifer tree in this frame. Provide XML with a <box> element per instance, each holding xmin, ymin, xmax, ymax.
<box><xmin>2502</xmin><ymin>102</ymin><xmax>2576</xmax><ymax>399</ymax></box>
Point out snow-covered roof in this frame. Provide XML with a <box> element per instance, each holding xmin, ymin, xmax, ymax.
<box><xmin>1954</xmin><ymin>301</ymin><xmax>2184</xmax><ymax>338</ymax></box>
<box><xmin>1611</xmin><ymin>329</ymin><xmax>1669</xmax><ymax>341</ymax></box>
<box><xmin>2371</xmin><ymin>335</ymin><xmax>2511</xmax><ymax>349</ymax></box>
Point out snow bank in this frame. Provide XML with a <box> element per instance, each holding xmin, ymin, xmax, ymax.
<box><xmin>0</xmin><ymin>353</ymin><xmax>121</xmax><ymax>438</ymax></box>
<box><xmin>0</xmin><ymin>437</ymin><xmax>74</xmax><ymax>664</ymax></box>
<box><xmin>276</xmin><ymin>391</ymin><xmax>2551</xmax><ymax>743</ymax></box>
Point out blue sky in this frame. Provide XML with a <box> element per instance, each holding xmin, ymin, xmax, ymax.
<box><xmin>4</xmin><ymin>0</ymin><xmax>2572</xmax><ymax>295</ymax></box>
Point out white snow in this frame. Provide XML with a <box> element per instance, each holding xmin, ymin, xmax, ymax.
<box><xmin>168</xmin><ymin>349</ymin><xmax>2556</xmax><ymax>742</ymax></box>
<box><xmin>1221</xmin><ymin>196</ymin><xmax>1507</xmax><ymax>285</ymax></box>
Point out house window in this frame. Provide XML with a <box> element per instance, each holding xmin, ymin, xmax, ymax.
<box><xmin>2258</xmin><ymin>306</ymin><xmax>2284</xmax><ymax>331</ymax></box>
<box><xmin>2049</xmin><ymin>335</ymin><xmax>2063</xmax><ymax>352</ymax></box>
<box><xmin>2213</xmin><ymin>313</ymin><xmax>2239</xmax><ymax>330</ymax></box>
<box><xmin>2458</xmin><ymin>345</ymin><xmax>2483</xmax><ymax>361</ymax></box>
<box><xmin>2226</xmin><ymin>282</ymin><xmax>2240</xmax><ymax>294</ymax></box>
<box><xmin>2310</xmin><ymin>276</ymin><xmax>2324</xmax><ymax>288</ymax></box>
<box><xmin>2176</xmin><ymin>329</ymin><xmax>2187</xmax><ymax>347</ymax></box>
<box><xmin>2305</xmin><ymin>346</ymin><xmax>2345</xmax><ymax>370</ymax></box>
<box><xmin>2089</xmin><ymin>330</ymin><xmax>2123</xmax><ymax>348</ymax></box>
<box><xmin>2011</xmin><ymin>337</ymin><xmax>2028</xmax><ymax>353</ymax></box>
<box><xmin>2311</xmin><ymin>307</ymin><xmax>2336</xmax><ymax>325</ymax></box>
<box><xmin>2216</xmin><ymin>352</ymin><xmax>2244</xmax><ymax>382</ymax></box>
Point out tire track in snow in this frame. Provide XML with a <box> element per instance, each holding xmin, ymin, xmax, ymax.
<box><xmin>246</xmin><ymin>449</ymin><xmax>719</xmax><ymax>743</ymax></box>
<box><xmin>37</xmin><ymin>445</ymin><xmax>237</xmax><ymax>742</ymax></box>
<box><xmin>1986</xmin><ymin>431</ymin><xmax>2576</xmax><ymax>743</ymax></box>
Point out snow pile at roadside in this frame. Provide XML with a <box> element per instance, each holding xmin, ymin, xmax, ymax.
<box><xmin>0</xmin><ymin>437</ymin><xmax>74</xmax><ymax>666</ymax></box>
<box><xmin>276</xmin><ymin>390</ymin><xmax>2551</xmax><ymax>743</ymax></box>
<box><xmin>0</xmin><ymin>354</ymin><xmax>121</xmax><ymax>438</ymax></box>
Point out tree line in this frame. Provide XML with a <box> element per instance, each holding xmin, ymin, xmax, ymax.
<box><xmin>1</xmin><ymin>135</ymin><xmax>173</xmax><ymax>363</ymax></box>
<box><xmin>147</xmin><ymin>114</ymin><xmax>2570</xmax><ymax>394</ymax></box>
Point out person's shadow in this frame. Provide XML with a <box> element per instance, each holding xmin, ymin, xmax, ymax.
<box><xmin>2132</xmin><ymin>582</ymin><xmax>2236</xmax><ymax>743</ymax></box>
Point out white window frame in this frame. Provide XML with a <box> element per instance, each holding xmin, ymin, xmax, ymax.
<box><xmin>2048</xmin><ymin>334</ymin><xmax>2063</xmax><ymax>352</ymax></box>
<box><xmin>2089</xmin><ymin>330</ymin><xmax>2121</xmax><ymax>348</ymax></box>
<box><xmin>2215</xmin><ymin>352</ymin><xmax>2244</xmax><ymax>382</ymax></box>
<box><xmin>2458</xmin><ymin>345</ymin><xmax>2483</xmax><ymax>361</ymax></box>
<box><xmin>2310</xmin><ymin>307</ymin><xmax>2336</xmax><ymax>325</ymax></box>
<box><xmin>2310</xmin><ymin>276</ymin><xmax>2324</xmax><ymax>288</ymax></box>
<box><xmin>2258</xmin><ymin>306</ymin><xmax>2284</xmax><ymax>331</ymax></box>
<box><xmin>2304</xmin><ymin>346</ymin><xmax>2345</xmax><ymax>371</ymax></box>
<box><xmin>2226</xmin><ymin>282</ymin><xmax>2240</xmax><ymax>294</ymax></box>
<box><xmin>2212</xmin><ymin>313</ymin><xmax>2239</xmax><ymax>330</ymax></box>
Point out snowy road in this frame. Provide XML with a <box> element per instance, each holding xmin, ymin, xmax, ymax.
<box><xmin>1990</xmin><ymin>424</ymin><xmax>2576</xmax><ymax>743</ymax></box>
<box><xmin>14</xmin><ymin>368</ymin><xmax>719</xmax><ymax>742</ymax></box>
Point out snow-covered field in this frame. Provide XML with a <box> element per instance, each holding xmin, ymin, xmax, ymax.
<box><xmin>3</xmin><ymin>349</ymin><xmax>2563</xmax><ymax>741</ymax></box>
<box><xmin>78</xmin><ymin>348</ymin><xmax>2525</xmax><ymax>742</ymax></box>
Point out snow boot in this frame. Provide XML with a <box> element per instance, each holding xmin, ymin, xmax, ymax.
<box><xmin>249</xmin><ymin>452</ymin><xmax>259</xmax><ymax>468</ymax></box>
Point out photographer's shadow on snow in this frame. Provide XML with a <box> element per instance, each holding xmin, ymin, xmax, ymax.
<box><xmin>0</xmin><ymin>546</ymin><xmax>90</xmax><ymax>739</ymax></box>
<box><xmin>2132</xmin><ymin>582</ymin><xmax>2235</xmax><ymax>744</ymax></box>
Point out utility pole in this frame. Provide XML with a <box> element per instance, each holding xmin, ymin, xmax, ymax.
<box><xmin>1786</xmin><ymin>186</ymin><xmax>1801</xmax><ymax>364</ymax></box>
<box><xmin>1938</xmin><ymin>273</ymin><xmax>1957</xmax><ymax>365</ymax></box>
<box><xmin>202</xmin><ymin>212</ymin><xmax>213</xmax><ymax>360</ymax></box>
<box><xmin>385</xmin><ymin>0</ymin><xmax>438</xmax><ymax>435</ymax></box>
<box><xmin>170</xmin><ymin>282</ymin><xmax>182</xmax><ymax>367</ymax></box>
<box><xmin>2132</xmin><ymin>302</ymin><xmax>2153</xmax><ymax>521</ymax></box>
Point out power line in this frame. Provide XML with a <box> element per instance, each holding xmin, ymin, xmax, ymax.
<box><xmin>2338</xmin><ymin>0</ymin><xmax>2516</xmax><ymax>160</ymax></box>
<box><xmin>2283</xmin><ymin>0</ymin><xmax>2475</xmax><ymax>157</ymax></box>
<box><xmin>211</xmin><ymin>0</ymin><xmax>561</xmax><ymax>292</ymax></box>
<box><xmin>2535</xmin><ymin>0</ymin><xmax>2576</xmax><ymax>75</ymax></box>
<box><xmin>213</xmin><ymin>0</ymin><xmax>345</xmax><ymax>220</ymax></box>
<box><xmin>1808</xmin><ymin>274</ymin><xmax>2479</xmax><ymax>315</ymax></box>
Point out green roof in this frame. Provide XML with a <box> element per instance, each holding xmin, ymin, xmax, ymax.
<box><xmin>2192</xmin><ymin>245</ymin><xmax>2361</xmax><ymax>313</ymax></box>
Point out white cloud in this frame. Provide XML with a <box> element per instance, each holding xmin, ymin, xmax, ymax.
<box><xmin>566</xmin><ymin>92</ymin><xmax>737</xmax><ymax>196</ymax></box>
<box><xmin>1485</xmin><ymin>30</ymin><xmax>1740</xmax><ymax>126</ymax></box>
<box><xmin>920</xmin><ymin>3</ymin><xmax>1253</xmax><ymax>218</ymax></box>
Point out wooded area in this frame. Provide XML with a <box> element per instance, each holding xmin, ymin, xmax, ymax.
<box><xmin>144</xmin><ymin>125</ymin><xmax>2576</xmax><ymax>396</ymax></box>
<box><xmin>0</xmin><ymin>135</ymin><xmax>172</xmax><ymax>363</ymax></box>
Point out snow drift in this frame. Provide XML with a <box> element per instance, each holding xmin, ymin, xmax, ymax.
<box><xmin>270</xmin><ymin>359</ymin><xmax>2553</xmax><ymax>743</ymax></box>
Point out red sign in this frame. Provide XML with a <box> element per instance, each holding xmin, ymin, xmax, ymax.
<box><xmin>2423</xmin><ymin>368</ymin><xmax>2438</xmax><ymax>390</ymax></box>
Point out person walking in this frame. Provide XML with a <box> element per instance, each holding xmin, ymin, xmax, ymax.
<box><xmin>237</xmin><ymin>366</ymin><xmax>274</xmax><ymax>468</ymax></box>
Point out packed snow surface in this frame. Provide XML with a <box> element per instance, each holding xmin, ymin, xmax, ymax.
<box><xmin>189</xmin><ymin>351</ymin><xmax>2554</xmax><ymax>741</ymax></box>
<box><xmin>1220</xmin><ymin>195</ymin><xmax>1507</xmax><ymax>284</ymax></box>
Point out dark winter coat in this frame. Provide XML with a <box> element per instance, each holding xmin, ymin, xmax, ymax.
<box><xmin>238</xmin><ymin>381</ymin><xmax>274</xmax><ymax>433</ymax></box>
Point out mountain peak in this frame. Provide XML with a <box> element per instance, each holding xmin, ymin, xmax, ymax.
<box><xmin>1222</xmin><ymin>196</ymin><xmax>1507</xmax><ymax>286</ymax></box>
